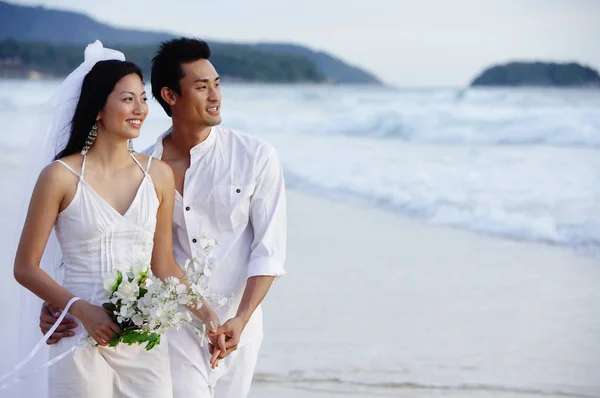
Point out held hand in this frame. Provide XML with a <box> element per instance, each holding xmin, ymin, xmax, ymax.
<box><xmin>211</xmin><ymin>316</ymin><xmax>247</xmax><ymax>362</ymax></box>
<box><xmin>207</xmin><ymin>333</ymin><xmax>226</xmax><ymax>369</ymax></box>
<box><xmin>193</xmin><ymin>304</ymin><xmax>226</xmax><ymax>369</ymax></box>
<box><xmin>40</xmin><ymin>302</ymin><xmax>77</xmax><ymax>344</ymax></box>
<box><xmin>71</xmin><ymin>301</ymin><xmax>120</xmax><ymax>346</ymax></box>
<box><xmin>208</xmin><ymin>336</ymin><xmax>238</xmax><ymax>368</ymax></box>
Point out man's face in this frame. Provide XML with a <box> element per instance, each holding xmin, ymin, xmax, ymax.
<box><xmin>172</xmin><ymin>59</ymin><xmax>221</xmax><ymax>127</ymax></box>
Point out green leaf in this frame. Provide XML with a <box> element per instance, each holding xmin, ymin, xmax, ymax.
<box><xmin>145</xmin><ymin>334</ymin><xmax>161</xmax><ymax>350</ymax></box>
<box><xmin>120</xmin><ymin>330</ymin><xmax>143</xmax><ymax>345</ymax></box>
<box><xmin>122</xmin><ymin>325</ymin><xmax>139</xmax><ymax>332</ymax></box>
<box><xmin>102</xmin><ymin>302</ymin><xmax>117</xmax><ymax>312</ymax></box>
<box><xmin>112</xmin><ymin>270</ymin><xmax>123</xmax><ymax>294</ymax></box>
<box><xmin>102</xmin><ymin>328</ymin><xmax>162</xmax><ymax>350</ymax></box>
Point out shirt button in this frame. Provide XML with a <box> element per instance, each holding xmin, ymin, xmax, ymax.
<box><xmin>236</xmin><ymin>188</ymin><xmax>241</xmax><ymax>193</ymax></box>
<box><xmin>192</xmin><ymin>238</ymin><xmax>197</xmax><ymax>243</ymax></box>
<box><xmin>185</xmin><ymin>206</ymin><xmax>190</xmax><ymax>211</ymax></box>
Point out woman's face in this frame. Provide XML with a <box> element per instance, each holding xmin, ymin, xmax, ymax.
<box><xmin>97</xmin><ymin>73</ymin><xmax>148</xmax><ymax>140</ymax></box>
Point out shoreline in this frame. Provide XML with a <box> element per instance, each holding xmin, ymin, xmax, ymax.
<box><xmin>249</xmin><ymin>189</ymin><xmax>600</xmax><ymax>398</ymax></box>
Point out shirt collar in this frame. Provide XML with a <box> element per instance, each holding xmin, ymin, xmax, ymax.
<box><xmin>151</xmin><ymin>126</ymin><xmax>219</xmax><ymax>160</ymax></box>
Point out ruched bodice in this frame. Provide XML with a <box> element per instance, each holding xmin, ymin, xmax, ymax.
<box><xmin>54</xmin><ymin>153</ymin><xmax>158</xmax><ymax>306</ymax></box>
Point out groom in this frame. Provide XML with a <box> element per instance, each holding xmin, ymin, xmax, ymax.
<box><xmin>40</xmin><ymin>37</ymin><xmax>287</xmax><ymax>397</ymax></box>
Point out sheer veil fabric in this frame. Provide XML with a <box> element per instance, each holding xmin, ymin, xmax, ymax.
<box><xmin>0</xmin><ymin>41</ymin><xmax>125</xmax><ymax>397</ymax></box>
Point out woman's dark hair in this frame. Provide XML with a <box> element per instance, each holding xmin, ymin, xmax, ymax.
<box><xmin>54</xmin><ymin>60</ymin><xmax>143</xmax><ymax>160</ymax></box>
<box><xmin>151</xmin><ymin>38</ymin><xmax>211</xmax><ymax>117</ymax></box>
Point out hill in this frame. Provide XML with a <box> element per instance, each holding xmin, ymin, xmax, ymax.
<box><xmin>0</xmin><ymin>0</ymin><xmax>381</xmax><ymax>84</ymax></box>
<box><xmin>470</xmin><ymin>62</ymin><xmax>600</xmax><ymax>87</ymax></box>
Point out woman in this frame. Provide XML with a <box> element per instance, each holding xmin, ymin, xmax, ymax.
<box><xmin>11</xmin><ymin>42</ymin><xmax>220</xmax><ymax>397</ymax></box>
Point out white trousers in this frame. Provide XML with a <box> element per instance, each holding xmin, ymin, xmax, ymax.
<box><xmin>48</xmin><ymin>338</ymin><xmax>173</xmax><ymax>398</ymax></box>
<box><xmin>168</xmin><ymin>320</ymin><xmax>263</xmax><ymax>398</ymax></box>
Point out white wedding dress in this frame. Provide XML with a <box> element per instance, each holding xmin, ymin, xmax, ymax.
<box><xmin>47</xmin><ymin>153</ymin><xmax>173</xmax><ymax>398</ymax></box>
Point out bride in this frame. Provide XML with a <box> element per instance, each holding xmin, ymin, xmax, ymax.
<box><xmin>9</xmin><ymin>42</ymin><xmax>222</xmax><ymax>397</ymax></box>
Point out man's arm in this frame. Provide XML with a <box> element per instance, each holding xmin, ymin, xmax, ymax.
<box><xmin>236</xmin><ymin>276</ymin><xmax>274</xmax><ymax>324</ymax></box>
<box><xmin>214</xmin><ymin>144</ymin><xmax>286</xmax><ymax>358</ymax></box>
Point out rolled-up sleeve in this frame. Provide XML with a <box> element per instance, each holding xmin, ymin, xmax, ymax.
<box><xmin>247</xmin><ymin>144</ymin><xmax>286</xmax><ymax>279</ymax></box>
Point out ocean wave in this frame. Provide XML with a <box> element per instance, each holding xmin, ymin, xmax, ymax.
<box><xmin>272</xmin><ymin>132</ymin><xmax>600</xmax><ymax>256</ymax></box>
<box><xmin>284</xmin><ymin>170</ymin><xmax>600</xmax><ymax>255</ymax></box>
<box><xmin>310</xmin><ymin>106</ymin><xmax>600</xmax><ymax>147</ymax></box>
<box><xmin>225</xmin><ymin>86</ymin><xmax>600</xmax><ymax>148</ymax></box>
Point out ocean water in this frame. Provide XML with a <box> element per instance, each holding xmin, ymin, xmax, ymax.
<box><xmin>1</xmin><ymin>80</ymin><xmax>599</xmax><ymax>254</ymax></box>
<box><xmin>0</xmin><ymin>80</ymin><xmax>599</xmax><ymax>397</ymax></box>
<box><xmin>222</xmin><ymin>85</ymin><xmax>600</xmax><ymax>255</ymax></box>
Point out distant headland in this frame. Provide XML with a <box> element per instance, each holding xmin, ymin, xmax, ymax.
<box><xmin>470</xmin><ymin>62</ymin><xmax>600</xmax><ymax>87</ymax></box>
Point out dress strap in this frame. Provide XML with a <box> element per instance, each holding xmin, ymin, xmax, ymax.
<box><xmin>54</xmin><ymin>160</ymin><xmax>81</xmax><ymax>179</ymax></box>
<box><xmin>129</xmin><ymin>152</ymin><xmax>148</xmax><ymax>176</ymax></box>
<box><xmin>145</xmin><ymin>155</ymin><xmax>153</xmax><ymax>173</ymax></box>
<box><xmin>80</xmin><ymin>154</ymin><xmax>87</xmax><ymax>179</ymax></box>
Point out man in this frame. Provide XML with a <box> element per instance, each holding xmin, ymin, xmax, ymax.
<box><xmin>41</xmin><ymin>37</ymin><xmax>287</xmax><ymax>397</ymax></box>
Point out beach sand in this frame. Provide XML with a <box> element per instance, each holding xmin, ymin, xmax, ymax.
<box><xmin>249</xmin><ymin>190</ymin><xmax>599</xmax><ymax>398</ymax></box>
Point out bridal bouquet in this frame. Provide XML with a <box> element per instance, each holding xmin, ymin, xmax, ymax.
<box><xmin>100</xmin><ymin>234</ymin><xmax>231</xmax><ymax>350</ymax></box>
<box><xmin>101</xmin><ymin>262</ymin><xmax>202</xmax><ymax>350</ymax></box>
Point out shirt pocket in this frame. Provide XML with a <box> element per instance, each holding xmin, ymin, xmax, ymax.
<box><xmin>213</xmin><ymin>185</ymin><xmax>251</xmax><ymax>232</ymax></box>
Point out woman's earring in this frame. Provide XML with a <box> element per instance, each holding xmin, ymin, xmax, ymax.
<box><xmin>128</xmin><ymin>139</ymin><xmax>135</xmax><ymax>153</ymax></box>
<box><xmin>81</xmin><ymin>122</ymin><xmax>98</xmax><ymax>155</ymax></box>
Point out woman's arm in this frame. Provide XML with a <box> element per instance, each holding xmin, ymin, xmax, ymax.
<box><xmin>148</xmin><ymin>159</ymin><xmax>222</xmax><ymax>330</ymax></box>
<box><xmin>13</xmin><ymin>163</ymin><xmax>119</xmax><ymax>346</ymax></box>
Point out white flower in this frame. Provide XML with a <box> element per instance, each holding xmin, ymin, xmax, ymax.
<box><xmin>199</xmin><ymin>236</ymin><xmax>210</xmax><ymax>249</ymax></box>
<box><xmin>176</xmin><ymin>283</ymin><xmax>187</xmax><ymax>295</ymax></box>
<box><xmin>119</xmin><ymin>303</ymin><xmax>135</xmax><ymax>319</ymax></box>
<box><xmin>217</xmin><ymin>296</ymin><xmax>230</xmax><ymax>306</ymax></box>
<box><xmin>103</xmin><ymin>269</ymin><xmax>121</xmax><ymax>294</ymax></box>
<box><xmin>204</xmin><ymin>245</ymin><xmax>215</xmax><ymax>258</ymax></box>
<box><xmin>165</xmin><ymin>276</ymin><xmax>180</xmax><ymax>285</ymax></box>
<box><xmin>131</xmin><ymin>262</ymin><xmax>149</xmax><ymax>282</ymax></box>
<box><xmin>114</xmin><ymin>279</ymin><xmax>139</xmax><ymax>302</ymax></box>
<box><xmin>131</xmin><ymin>314</ymin><xmax>144</xmax><ymax>326</ymax></box>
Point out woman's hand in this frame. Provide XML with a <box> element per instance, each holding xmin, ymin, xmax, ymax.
<box><xmin>192</xmin><ymin>302</ymin><xmax>226</xmax><ymax>368</ymax></box>
<box><xmin>71</xmin><ymin>300</ymin><xmax>120</xmax><ymax>346</ymax></box>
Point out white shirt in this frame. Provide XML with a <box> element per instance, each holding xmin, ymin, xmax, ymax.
<box><xmin>143</xmin><ymin>125</ymin><xmax>286</xmax><ymax>344</ymax></box>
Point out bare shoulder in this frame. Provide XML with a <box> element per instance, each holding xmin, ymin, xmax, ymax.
<box><xmin>26</xmin><ymin>162</ymin><xmax>76</xmax><ymax>207</ymax></box>
<box><xmin>41</xmin><ymin>158</ymin><xmax>80</xmax><ymax>187</ymax></box>
<box><xmin>132</xmin><ymin>153</ymin><xmax>151</xmax><ymax>168</ymax></box>
<box><xmin>147</xmin><ymin>157</ymin><xmax>173</xmax><ymax>178</ymax></box>
<box><xmin>55</xmin><ymin>153</ymin><xmax>84</xmax><ymax>171</ymax></box>
<box><xmin>146</xmin><ymin>157</ymin><xmax>174</xmax><ymax>190</ymax></box>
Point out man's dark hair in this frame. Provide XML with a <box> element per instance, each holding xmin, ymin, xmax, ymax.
<box><xmin>151</xmin><ymin>38</ymin><xmax>212</xmax><ymax>117</ymax></box>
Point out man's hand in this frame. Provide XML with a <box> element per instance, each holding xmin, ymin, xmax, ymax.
<box><xmin>203</xmin><ymin>275</ymin><xmax>274</xmax><ymax>367</ymax></box>
<box><xmin>209</xmin><ymin>316</ymin><xmax>247</xmax><ymax>362</ymax></box>
<box><xmin>40</xmin><ymin>302</ymin><xmax>77</xmax><ymax>344</ymax></box>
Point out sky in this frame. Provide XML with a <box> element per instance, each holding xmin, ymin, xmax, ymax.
<box><xmin>11</xmin><ymin>0</ymin><xmax>600</xmax><ymax>87</ymax></box>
